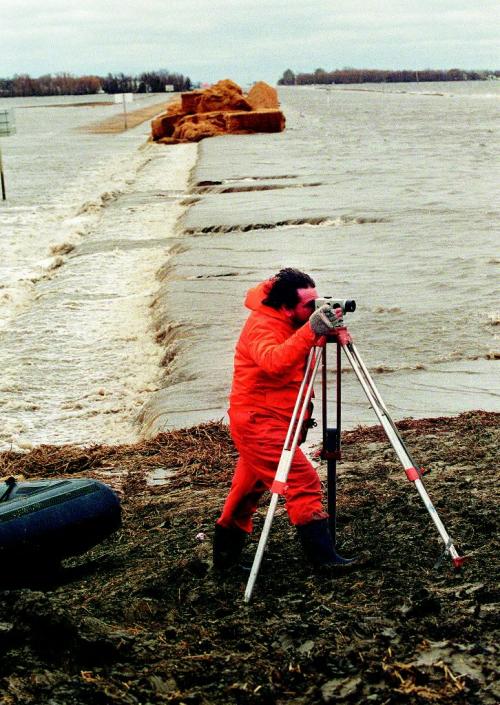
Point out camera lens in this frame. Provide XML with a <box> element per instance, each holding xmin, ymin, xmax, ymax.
<box><xmin>345</xmin><ymin>299</ymin><xmax>356</xmax><ymax>312</ymax></box>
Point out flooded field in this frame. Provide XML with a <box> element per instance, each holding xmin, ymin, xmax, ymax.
<box><xmin>141</xmin><ymin>82</ymin><xmax>499</xmax><ymax>434</ymax></box>
<box><xmin>0</xmin><ymin>83</ymin><xmax>498</xmax><ymax>448</ymax></box>
<box><xmin>0</xmin><ymin>94</ymin><xmax>196</xmax><ymax>449</ymax></box>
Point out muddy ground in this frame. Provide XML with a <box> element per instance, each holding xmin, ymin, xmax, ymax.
<box><xmin>0</xmin><ymin>410</ymin><xmax>498</xmax><ymax>704</ymax></box>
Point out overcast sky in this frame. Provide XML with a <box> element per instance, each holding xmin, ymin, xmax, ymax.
<box><xmin>2</xmin><ymin>0</ymin><xmax>499</xmax><ymax>84</ymax></box>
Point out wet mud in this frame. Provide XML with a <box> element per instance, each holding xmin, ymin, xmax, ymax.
<box><xmin>0</xmin><ymin>410</ymin><xmax>498</xmax><ymax>704</ymax></box>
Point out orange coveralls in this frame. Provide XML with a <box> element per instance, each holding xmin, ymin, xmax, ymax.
<box><xmin>217</xmin><ymin>281</ymin><xmax>327</xmax><ymax>532</ymax></box>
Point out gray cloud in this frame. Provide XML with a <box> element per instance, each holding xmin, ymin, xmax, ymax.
<box><xmin>1</xmin><ymin>0</ymin><xmax>498</xmax><ymax>83</ymax></box>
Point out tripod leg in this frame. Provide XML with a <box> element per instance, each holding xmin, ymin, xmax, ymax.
<box><xmin>243</xmin><ymin>348</ymin><xmax>324</xmax><ymax>603</ymax></box>
<box><xmin>243</xmin><ymin>492</ymin><xmax>279</xmax><ymax>602</ymax></box>
<box><xmin>284</xmin><ymin>348</ymin><xmax>317</xmax><ymax>448</ymax></box>
<box><xmin>341</xmin><ymin>340</ymin><xmax>464</xmax><ymax>568</ymax></box>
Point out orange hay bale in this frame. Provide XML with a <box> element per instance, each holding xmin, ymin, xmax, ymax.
<box><xmin>246</xmin><ymin>82</ymin><xmax>280</xmax><ymax>110</ymax></box>
<box><xmin>225</xmin><ymin>109</ymin><xmax>286</xmax><ymax>133</ymax></box>
<box><xmin>151</xmin><ymin>79</ymin><xmax>285</xmax><ymax>143</ymax></box>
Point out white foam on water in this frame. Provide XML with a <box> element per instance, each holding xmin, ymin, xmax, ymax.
<box><xmin>0</xmin><ymin>140</ymin><xmax>198</xmax><ymax>451</ymax></box>
<box><xmin>0</xmin><ymin>147</ymin><xmax>159</xmax><ymax>327</ymax></box>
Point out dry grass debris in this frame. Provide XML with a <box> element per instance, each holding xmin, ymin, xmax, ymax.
<box><xmin>0</xmin><ymin>411</ymin><xmax>498</xmax><ymax>704</ymax></box>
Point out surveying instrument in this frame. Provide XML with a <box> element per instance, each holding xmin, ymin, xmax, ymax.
<box><xmin>244</xmin><ymin>297</ymin><xmax>464</xmax><ymax>603</ymax></box>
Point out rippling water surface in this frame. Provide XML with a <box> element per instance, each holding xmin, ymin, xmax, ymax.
<box><xmin>141</xmin><ymin>82</ymin><xmax>499</xmax><ymax>434</ymax></box>
<box><xmin>0</xmin><ymin>94</ymin><xmax>196</xmax><ymax>449</ymax></box>
<box><xmin>0</xmin><ymin>84</ymin><xmax>498</xmax><ymax>448</ymax></box>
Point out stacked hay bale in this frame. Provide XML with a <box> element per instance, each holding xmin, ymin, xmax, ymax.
<box><xmin>151</xmin><ymin>79</ymin><xmax>286</xmax><ymax>143</ymax></box>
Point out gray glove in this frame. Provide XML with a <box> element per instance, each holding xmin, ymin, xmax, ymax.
<box><xmin>309</xmin><ymin>304</ymin><xmax>344</xmax><ymax>336</ymax></box>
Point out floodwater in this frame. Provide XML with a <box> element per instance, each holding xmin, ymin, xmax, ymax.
<box><xmin>139</xmin><ymin>82</ymin><xmax>499</xmax><ymax>435</ymax></box>
<box><xmin>0</xmin><ymin>94</ymin><xmax>197</xmax><ymax>449</ymax></box>
<box><xmin>0</xmin><ymin>83</ymin><xmax>498</xmax><ymax>449</ymax></box>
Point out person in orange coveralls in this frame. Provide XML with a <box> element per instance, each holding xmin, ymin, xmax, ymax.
<box><xmin>214</xmin><ymin>268</ymin><xmax>352</xmax><ymax>570</ymax></box>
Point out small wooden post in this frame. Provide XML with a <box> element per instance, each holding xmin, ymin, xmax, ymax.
<box><xmin>0</xmin><ymin>145</ymin><xmax>6</xmax><ymax>200</ymax></box>
<box><xmin>122</xmin><ymin>93</ymin><xmax>128</xmax><ymax>130</ymax></box>
<box><xmin>0</xmin><ymin>109</ymin><xmax>16</xmax><ymax>199</ymax></box>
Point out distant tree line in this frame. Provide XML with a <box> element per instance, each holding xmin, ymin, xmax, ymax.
<box><xmin>278</xmin><ymin>67</ymin><xmax>500</xmax><ymax>85</ymax></box>
<box><xmin>0</xmin><ymin>70</ymin><xmax>192</xmax><ymax>97</ymax></box>
<box><xmin>102</xmin><ymin>71</ymin><xmax>192</xmax><ymax>94</ymax></box>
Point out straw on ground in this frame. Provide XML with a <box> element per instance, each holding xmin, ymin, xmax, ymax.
<box><xmin>83</xmin><ymin>101</ymin><xmax>170</xmax><ymax>134</ymax></box>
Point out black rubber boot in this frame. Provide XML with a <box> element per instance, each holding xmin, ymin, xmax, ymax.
<box><xmin>213</xmin><ymin>523</ymin><xmax>247</xmax><ymax>569</ymax></box>
<box><xmin>296</xmin><ymin>518</ymin><xmax>358</xmax><ymax>569</ymax></box>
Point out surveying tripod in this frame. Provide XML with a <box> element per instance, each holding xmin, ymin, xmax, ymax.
<box><xmin>244</xmin><ymin>323</ymin><xmax>464</xmax><ymax>603</ymax></box>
